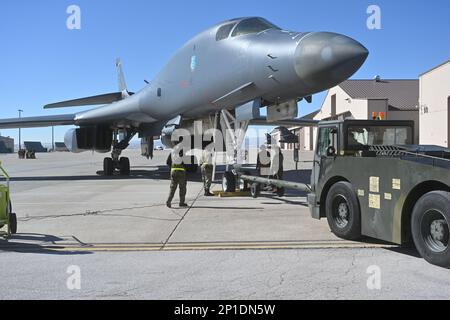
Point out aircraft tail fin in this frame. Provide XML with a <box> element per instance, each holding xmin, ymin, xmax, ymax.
<box><xmin>116</xmin><ymin>58</ymin><xmax>129</xmax><ymax>98</ymax></box>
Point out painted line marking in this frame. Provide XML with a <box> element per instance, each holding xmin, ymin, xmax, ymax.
<box><xmin>0</xmin><ymin>240</ymin><xmax>396</xmax><ymax>252</ymax></box>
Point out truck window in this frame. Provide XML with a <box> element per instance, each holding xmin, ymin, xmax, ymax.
<box><xmin>317</xmin><ymin>127</ymin><xmax>338</xmax><ymax>156</ymax></box>
<box><xmin>347</xmin><ymin>126</ymin><xmax>413</xmax><ymax>149</ymax></box>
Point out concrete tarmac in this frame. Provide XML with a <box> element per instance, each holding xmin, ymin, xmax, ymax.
<box><xmin>0</xmin><ymin>149</ymin><xmax>449</xmax><ymax>299</ymax></box>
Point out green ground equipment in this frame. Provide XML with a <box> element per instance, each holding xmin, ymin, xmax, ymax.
<box><xmin>0</xmin><ymin>161</ymin><xmax>17</xmax><ymax>239</ymax></box>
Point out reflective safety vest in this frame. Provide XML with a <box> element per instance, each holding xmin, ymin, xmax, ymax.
<box><xmin>171</xmin><ymin>164</ymin><xmax>186</xmax><ymax>171</ymax></box>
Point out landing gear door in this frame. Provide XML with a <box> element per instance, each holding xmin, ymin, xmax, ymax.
<box><xmin>312</xmin><ymin>126</ymin><xmax>339</xmax><ymax>190</ymax></box>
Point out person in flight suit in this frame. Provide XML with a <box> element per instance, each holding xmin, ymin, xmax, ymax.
<box><xmin>166</xmin><ymin>149</ymin><xmax>188</xmax><ymax>209</ymax></box>
<box><xmin>200</xmin><ymin>148</ymin><xmax>214</xmax><ymax>197</ymax></box>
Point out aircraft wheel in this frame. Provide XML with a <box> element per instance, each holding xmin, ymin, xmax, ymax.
<box><xmin>222</xmin><ymin>172</ymin><xmax>236</xmax><ymax>193</ymax></box>
<box><xmin>325</xmin><ymin>182</ymin><xmax>361</xmax><ymax>240</ymax></box>
<box><xmin>103</xmin><ymin>157</ymin><xmax>114</xmax><ymax>176</ymax></box>
<box><xmin>119</xmin><ymin>157</ymin><xmax>131</xmax><ymax>176</ymax></box>
<box><xmin>411</xmin><ymin>191</ymin><xmax>450</xmax><ymax>268</ymax></box>
<box><xmin>251</xmin><ymin>183</ymin><xmax>261</xmax><ymax>199</ymax></box>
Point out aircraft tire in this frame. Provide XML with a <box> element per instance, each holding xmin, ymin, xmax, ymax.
<box><xmin>119</xmin><ymin>157</ymin><xmax>131</xmax><ymax>176</ymax></box>
<box><xmin>103</xmin><ymin>157</ymin><xmax>114</xmax><ymax>176</ymax></box>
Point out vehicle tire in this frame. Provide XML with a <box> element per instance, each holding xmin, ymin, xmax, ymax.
<box><xmin>119</xmin><ymin>157</ymin><xmax>131</xmax><ymax>176</ymax></box>
<box><xmin>8</xmin><ymin>201</ymin><xmax>17</xmax><ymax>235</ymax></box>
<box><xmin>239</xmin><ymin>171</ymin><xmax>251</xmax><ymax>192</ymax></box>
<box><xmin>325</xmin><ymin>181</ymin><xmax>362</xmax><ymax>240</ymax></box>
<box><xmin>276</xmin><ymin>187</ymin><xmax>285</xmax><ymax>197</ymax></box>
<box><xmin>222</xmin><ymin>172</ymin><xmax>236</xmax><ymax>193</ymax></box>
<box><xmin>251</xmin><ymin>183</ymin><xmax>261</xmax><ymax>199</ymax></box>
<box><xmin>103</xmin><ymin>157</ymin><xmax>114</xmax><ymax>176</ymax></box>
<box><xmin>411</xmin><ymin>191</ymin><xmax>450</xmax><ymax>268</ymax></box>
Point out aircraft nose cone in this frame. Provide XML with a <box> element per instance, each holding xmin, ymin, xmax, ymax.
<box><xmin>294</xmin><ymin>32</ymin><xmax>369</xmax><ymax>91</ymax></box>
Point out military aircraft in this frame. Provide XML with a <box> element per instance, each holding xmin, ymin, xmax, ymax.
<box><xmin>0</xmin><ymin>17</ymin><xmax>368</xmax><ymax>185</ymax></box>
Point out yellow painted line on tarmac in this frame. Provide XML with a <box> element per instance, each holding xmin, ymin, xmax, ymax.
<box><xmin>0</xmin><ymin>240</ymin><xmax>396</xmax><ymax>252</ymax></box>
<box><xmin>212</xmin><ymin>191</ymin><xmax>252</xmax><ymax>198</ymax></box>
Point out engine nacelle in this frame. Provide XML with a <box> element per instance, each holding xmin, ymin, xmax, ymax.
<box><xmin>64</xmin><ymin>127</ymin><xmax>112</xmax><ymax>153</ymax></box>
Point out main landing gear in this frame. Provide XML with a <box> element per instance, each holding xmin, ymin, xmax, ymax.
<box><xmin>218</xmin><ymin>110</ymin><xmax>250</xmax><ymax>193</ymax></box>
<box><xmin>103</xmin><ymin>129</ymin><xmax>135</xmax><ymax>176</ymax></box>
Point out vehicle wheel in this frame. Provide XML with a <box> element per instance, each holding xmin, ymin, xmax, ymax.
<box><xmin>411</xmin><ymin>191</ymin><xmax>450</xmax><ymax>268</ymax></box>
<box><xmin>250</xmin><ymin>183</ymin><xmax>261</xmax><ymax>199</ymax></box>
<box><xmin>9</xmin><ymin>213</ymin><xmax>17</xmax><ymax>235</ymax></box>
<box><xmin>276</xmin><ymin>187</ymin><xmax>285</xmax><ymax>197</ymax></box>
<box><xmin>103</xmin><ymin>157</ymin><xmax>114</xmax><ymax>176</ymax></box>
<box><xmin>222</xmin><ymin>172</ymin><xmax>236</xmax><ymax>193</ymax></box>
<box><xmin>119</xmin><ymin>157</ymin><xmax>130</xmax><ymax>175</ymax></box>
<box><xmin>325</xmin><ymin>181</ymin><xmax>362</xmax><ymax>240</ymax></box>
<box><xmin>8</xmin><ymin>202</ymin><xmax>17</xmax><ymax>235</ymax></box>
<box><xmin>238</xmin><ymin>171</ymin><xmax>251</xmax><ymax>192</ymax></box>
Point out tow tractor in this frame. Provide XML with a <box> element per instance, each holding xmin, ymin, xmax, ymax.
<box><xmin>0</xmin><ymin>161</ymin><xmax>17</xmax><ymax>239</ymax></box>
<box><xmin>240</xmin><ymin>119</ymin><xmax>450</xmax><ymax>268</ymax></box>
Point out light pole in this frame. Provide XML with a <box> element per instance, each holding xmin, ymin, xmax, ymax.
<box><xmin>52</xmin><ymin>126</ymin><xmax>55</xmax><ymax>152</ymax></box>
<box><xmin>18</xmin><ymin>109</ymin><xmax>23</xmax><ymax>151</ymax></box>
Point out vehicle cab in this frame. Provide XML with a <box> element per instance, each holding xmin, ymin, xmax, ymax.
<box><xmin>308</xmin><ymin>119</ymin><xmax>415</xmax><ymax>219</ymax></box>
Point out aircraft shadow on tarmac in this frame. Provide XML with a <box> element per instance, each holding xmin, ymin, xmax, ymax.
<box><xmin>0</xmin><ymin>234</ymin><xmax>93</xmax><ymax>255</ymax></box>
<box><xmin>1</xmin><ymin>166</ymin><xmax>312</xmax><ymax>188</ymax></box>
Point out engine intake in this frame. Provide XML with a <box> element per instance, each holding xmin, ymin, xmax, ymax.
<box><xmin>64</xmin><ymin>126</ymin><xmax>112</xmax><ymax>153</ymax></box>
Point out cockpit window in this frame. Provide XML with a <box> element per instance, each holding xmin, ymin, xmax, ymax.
<box><xmin>216</xmin><ymin>23</ymin><xmax>236</xmax><ymax>41</ymax></box>
<box><xmin>231</xmin><ymin>18</ymin><xmax>279</xmax><ymax>37</ymax></box>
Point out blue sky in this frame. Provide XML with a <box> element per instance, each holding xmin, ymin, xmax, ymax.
<box><xmin>1</xmin><ymin>0</ymin><xmax>449</xmax><ymax>144</ymax></box>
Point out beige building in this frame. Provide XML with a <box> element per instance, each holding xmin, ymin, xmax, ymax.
<box><xmin>419</xmin><ymin>60</ymin><xmax>450</xmax><ymax>147</ymax></box>
<box><xmin>313</xmin><ymin>79</ymin><xmax>420</xmax><ymax>143</ymax></box>
<box><xmin>279</xmin><ymin>60</ymin><xmax>450</xmax><ymax>151</ymax></box>
<box><xmin>291</xmin><ymin>78</ymin><xmax>420</xmax><ymax>150</ymax></box>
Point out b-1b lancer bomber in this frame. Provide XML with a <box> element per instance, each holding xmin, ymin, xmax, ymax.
<box><xmin>0</xmin><ymin>17</ymin><xmax>368</xmax><ymax>183</ymax></box>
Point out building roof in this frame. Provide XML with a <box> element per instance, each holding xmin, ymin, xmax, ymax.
<box><xmin>419</xmin><ymin>60</ymin><xmax>450</xmax><ymax>77</ymax></box>
<box><xmin>300</xmin><ymin>109</ymin><xmax>320</xmax><ymax>120</ymax></box>
<box><xmin>339</xmin><ymin>79</ymin><xmax>419</xmax><ymax>111</ymax></box>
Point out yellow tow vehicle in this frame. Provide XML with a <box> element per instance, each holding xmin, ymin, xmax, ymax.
<box><xmin>0</xmin><ymin>161</ymin><xmax>17</xmax><ymax>239</ymax></box>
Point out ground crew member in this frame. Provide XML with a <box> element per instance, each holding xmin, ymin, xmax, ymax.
<box><xmin>256</xmin><ymin>145</ymin><xmax>271</xmax><ymax>177</ymax></box>
<box><xmin>166</xmin><ymin>150</ymin><xmax>188</xmax><ymax>209</ymax></box>
<box><xmin>273</xmin><ymin>148</ymin><xmax>284</xmax><ymax>180</ymax></box>
<box><xmin>200</xmin><ymin>148</ymin><xmax>214</xmax><ymax>196</ymax></box>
